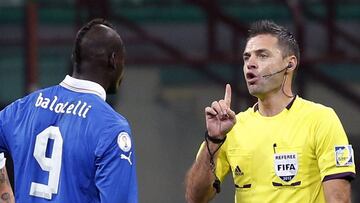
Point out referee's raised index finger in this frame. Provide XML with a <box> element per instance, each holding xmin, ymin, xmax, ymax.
<box><xmin>224</xmin><ymin>84</ymin><xmax>232</xmax><ymax>106</ymax></box>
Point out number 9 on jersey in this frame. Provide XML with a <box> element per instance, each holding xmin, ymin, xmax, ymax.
<box><xmin>29</xmin><ymin>126</ymin><xmax>63</xmax><ymax>200</ymax></box>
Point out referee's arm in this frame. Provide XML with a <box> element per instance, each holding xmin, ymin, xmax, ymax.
<box><xmin>185</xmin><ymin>142</ymin><xmax>219</xmax><ymax>203</ymax></box>
<box><xmin>323</xmin><ymin>179</ymin><xmax>351</xmax><ymax>203</ymax></box>
<box><xmin>185</xmin><ymin>84</ymin><xmax>235</xmax><ymax>203</ymax></box>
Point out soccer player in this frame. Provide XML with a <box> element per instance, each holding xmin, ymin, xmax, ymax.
<box><xmin>185</xmin><ymin>20</ymin><xmax>355</xmax><ymax>203</ymax></box>
<box><xmin>0</xmin><ymin>19</ymin><xmax>138</xmax><ymax>202</ymax></box>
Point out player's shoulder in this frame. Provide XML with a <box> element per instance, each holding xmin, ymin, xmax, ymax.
<box><xmin>91</xmin><ymin>102</ymin><xmax>132</xmax><ymax>155</ymax></box>
<box><xmin>88</xmin><ymin>99</ymin><xmax>130</xmax><ymax>127</ymax></box>
<box><xmin>3</xmin><ymin>85</ymin><xmax>59</xmax><ymax>109</ymax></box>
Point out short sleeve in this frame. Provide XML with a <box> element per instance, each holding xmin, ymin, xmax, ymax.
<box><xmin>314</xmin><ymin>108</ymin><xmax>356</xmax><ymax>181</ymax></box>
<box><xmin>95</xmin><ymin>129</ymin><xmax>138</xmax><ymax>203</ymax></box>
<box><xmin>196</xmin><ymin>141</ymin><xmax>230</xmax><ymax>182</ymax></box>
<box><xmin>0</xmin><ymin>103</ymin><xmax>15</xmax><ymax>153</ymax></box>
<box><xmin>0</xmin><ymin>112</ymin><xmax>5</xmax><ymax>151</ymax></box>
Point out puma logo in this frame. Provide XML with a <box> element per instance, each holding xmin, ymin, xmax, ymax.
<box><xmin>120</xmin><ymin>152</ymin><xmax>132</xmax><ymax>165</ymax></box>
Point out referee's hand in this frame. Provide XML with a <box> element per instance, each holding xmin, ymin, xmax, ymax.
<box><xmin>205</xmin><ymin>84</ymin><xmax>236</xmax><ymax>139</ymax></box>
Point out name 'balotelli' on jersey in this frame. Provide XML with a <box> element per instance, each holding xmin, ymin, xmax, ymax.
<box><xmin>0</xmin><ymin>76</ymin><xmax>138</xmax><ymax>203</ymax></box>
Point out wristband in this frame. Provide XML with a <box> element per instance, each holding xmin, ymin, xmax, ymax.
<box><xmin>205</xmin><ymin>131</ymin><xmax>226</xmax><ymax>144</ymax></box>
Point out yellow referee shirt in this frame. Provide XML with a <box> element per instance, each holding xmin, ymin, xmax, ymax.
<box><xmin>212</xmin><ymin>96</ymin><xmax>355</xmax><ymax>202</ymax></box>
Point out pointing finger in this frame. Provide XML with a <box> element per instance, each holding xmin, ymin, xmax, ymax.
<box><xmin>224</xmin><ymin>84</ymin><xmax>232</xmax><ymax>106</ymax></box>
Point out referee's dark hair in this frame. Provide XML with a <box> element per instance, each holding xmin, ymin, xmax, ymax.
<box><xmin>247</xmin><ymin>20</ymin><xmax>300</xmax><ymax>68</ymax></box>
<box><xmin>72</xmin><ymin>18</ymin><xmax>115</xmax><ymax>73</ymax></box>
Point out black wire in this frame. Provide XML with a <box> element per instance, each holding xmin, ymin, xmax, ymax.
<box><xmin>281</xmin><ymin>73</ymin><xmax>295</xmax><ymax>98</ymax></box>
<box><xmin>204</xmin><ymin>133</ymin><xmax>226</xmax><ymax>193</ymax></box>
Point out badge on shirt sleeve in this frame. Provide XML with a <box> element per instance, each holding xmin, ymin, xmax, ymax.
<box><xmin>274</xmin><ymin>153</ymin><xmax>298</xmax><ymax>182</ymax></box>
<box><xmin>335</xmin><ymin>145</ymin><xmax>354</xmax><ymax>167</ymax></box>
<box><xmin>117</xmin><ymin>132</ymin><xmax>132</xmax><ymax>152</ymax></box>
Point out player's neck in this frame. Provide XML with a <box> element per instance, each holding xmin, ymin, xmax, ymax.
<box><xmin>72</xmin><ymin>70</ymin><xmax>108</xmax><ymax>91</ymax></box>
<box><xmin>257</xmin><ymin>92</ymin><xmax>293</xmax><ymax>117</ymax></box>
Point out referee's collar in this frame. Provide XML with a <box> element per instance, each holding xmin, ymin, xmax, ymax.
<box><xmin>60</xmin><ymin>75</ymin><xmax>106</xmax><ymax>101</ymax></box>
<box><xmin>253</xmin><ymin>95</ymin><xmax>297</xmax><ymax>112</ymax></box>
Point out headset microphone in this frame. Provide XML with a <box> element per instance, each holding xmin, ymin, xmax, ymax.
<box><xmin>262</xmin><ymin>64</ymin><xmax>292</xmax><ymax>78</ymax></box>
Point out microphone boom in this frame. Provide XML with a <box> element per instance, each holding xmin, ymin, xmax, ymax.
<box><xmin>262</xmin><ymin>67</ymin><xmax>288</xmax><ymax>78</ymax></box>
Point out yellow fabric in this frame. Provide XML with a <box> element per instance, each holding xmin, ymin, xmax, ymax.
<box><xmin>211</xmin><ymin>96</ymin><xmax>355</xmax><ymax>202</ymax></box>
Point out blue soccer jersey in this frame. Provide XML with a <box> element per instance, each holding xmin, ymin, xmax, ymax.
<box><xmin>0</xmin><ymin>75</ymin><xmax>138</xmax><ymax>203</ymax></box>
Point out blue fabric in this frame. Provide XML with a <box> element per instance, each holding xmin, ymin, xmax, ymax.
<box><xmin>0</xmin><ymin>85</ymin><xmax>138</xmax><ymax>203</ymax></box>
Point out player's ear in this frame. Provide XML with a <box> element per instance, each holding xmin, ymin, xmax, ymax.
<box><xmin>108</xmin><ymin>52</ymin><xmax>117</xmax><ymax>71</ymax></box>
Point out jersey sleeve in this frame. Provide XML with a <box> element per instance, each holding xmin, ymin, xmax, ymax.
<box><xmin>0</xmin><ymin>102</ymin><xmax>17</xmax><ymax>153</ymax></box>
<box><xmin>314</xmin><ymin>108</ymin><xmax>356</xmax><ymax>181</ymax></box>
<box><xmin>95</xmin><ymin>127</ymin><xmax>138</xmax><ymax>203</ymax></box>
<box><xmin>196</xmin><ymin>141</ymin><xmax>230</xmax><ymax>182</ymax></box>
<box><xmin>0</xmin><ymin>110</ymin><xmax>6</xmax><ymax>152</ymax></box>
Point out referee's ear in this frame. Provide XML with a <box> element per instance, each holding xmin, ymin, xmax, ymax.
<box><xmin>286</xmin><ymin>55</ymin><xmax>298</xmax><ymax>72</ymax></box>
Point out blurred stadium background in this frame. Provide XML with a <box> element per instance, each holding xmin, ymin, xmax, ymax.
<box><xmin>0</xmin><ymin>0</ymin><xmax>359</xmax><ymax>202</ymax></box>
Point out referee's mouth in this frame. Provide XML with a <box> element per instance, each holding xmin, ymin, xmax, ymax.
<box><xmin>246</xmin><ymin>72</ymin><xmax>258</xmax><ymax>85</ymax></box>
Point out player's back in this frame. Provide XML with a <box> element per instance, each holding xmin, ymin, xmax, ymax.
<box><xmin>0</xmin><ymin>82</ymin><xmax>134</xmax><ymax>202</ymax></box>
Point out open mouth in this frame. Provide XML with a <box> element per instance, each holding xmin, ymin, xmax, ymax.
<box><xmin>246</xmin><ymin>72</ymin><xmax>256</xmax><ymax>80</ymax></box>
<box><xmin>246</xmin><ymin>72</ymin><xmax>258</xmax><ymax>84</ymax></box>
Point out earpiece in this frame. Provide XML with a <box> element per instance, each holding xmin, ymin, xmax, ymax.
<box><xmin>286</xmin><ymin>63</ymin><xmax>292</xmax><ymax>69</ymax></box>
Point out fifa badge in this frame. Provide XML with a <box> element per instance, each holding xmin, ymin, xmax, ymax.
<box><xmin>274</xmin><ymin>153</ymin><xmax>298</xmax><ymax>182</ymax></box>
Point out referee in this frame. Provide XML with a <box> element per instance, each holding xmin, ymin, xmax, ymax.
<box><xmin>185</xmin><ymin>20</ymin><xmax>355</xmax><ymax>203</ymax></box>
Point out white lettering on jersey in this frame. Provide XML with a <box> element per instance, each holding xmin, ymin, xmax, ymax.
<box><xmin>274</xmin><ymin>152</ymin><xmax>298</xmax><ymax>182</ymax></box>
<box><xmin>35</xmin><ymin>93</ymin><xmax>92</xmax><ymax>118</ymax></box>
<box><xmin>49</xmin><ymin>96</ymin><xmax>58</xmax><ymax>111</ymax></box>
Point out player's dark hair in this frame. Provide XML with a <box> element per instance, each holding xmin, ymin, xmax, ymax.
<box><xmin>248</xmin><ymin>20</ymin><xmax>300</xmax><ymax>67</ymax></box>
<box><xmin>72</xmin><ymin>18</ymin><xmax>115</xmax><ymax>73</ymax></box>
